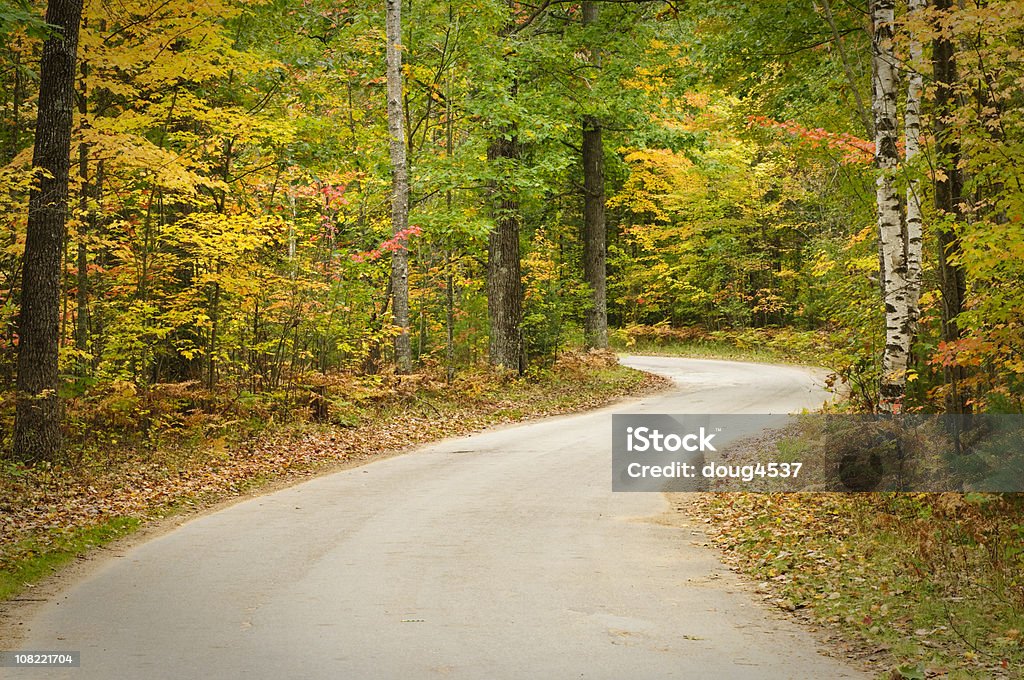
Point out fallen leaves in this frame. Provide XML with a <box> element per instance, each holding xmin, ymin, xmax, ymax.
<box><xmin>685</xmin><ymin>487</ymin><xmax>1024</xmax><ymax>679</ymax></box>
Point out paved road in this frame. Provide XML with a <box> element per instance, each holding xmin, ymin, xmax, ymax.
<box><xmin>7</xmin><ymin>357</ymin><xmax>866</xmax><ymax>679</ymax></box>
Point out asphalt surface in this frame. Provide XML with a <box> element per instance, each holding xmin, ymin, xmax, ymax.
<box><xmin>6</xmin><ymin>356</ymin><xmax>868</xmax><ymax>679</ymax></box>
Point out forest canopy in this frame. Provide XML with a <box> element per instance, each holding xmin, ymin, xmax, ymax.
<box><xmin>2</xmin><ymin>0</ymin><xmax>1023</xmax><ymax>460</ymax></box>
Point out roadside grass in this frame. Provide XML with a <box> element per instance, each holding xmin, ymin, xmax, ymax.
<box><xmin>616</xmin><ymin>338</ymin><xmax>786</xmax><ymax>363</ymax></box>
<box><xmin>0</xmin><ymin>352</ymin><xmax>670</xmax><ymax>602</ymax></box>
<box><xmin>0</xmin><ymin>517</ymin><xmax>140</xmax><ymax>602</ymax></box>
<box><xmin>610</xmin><ymin>325</ymin><xmax>833</xmax><ymax>366</ymax></box>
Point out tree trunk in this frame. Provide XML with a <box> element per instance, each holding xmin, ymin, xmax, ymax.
<box><xmin>871</xmin><ymin>0</ymin><xmax>911</xmax><ymax>413</ymax></box>
<box><xmin>75</xmin><ymin>142</ymin><xmax>89</xmax><ymax>372</ymax></box>
<box><xmin>207</xmin><ymin>277</ymin><xmax>220</xmax><ymax>390</ymax></box>
<box><xmin>932</xmin><ymin>0</ymin><xmax>968</xmax><ymax>414</ymax></box>
<box><xmin>386</xmin><ymin>0</ymin><xmax>412</xmax><ymax>374</ymax></box>
<box><xmin>582</xmin><ymin>115</ymin><xmax>607</xmax><ymax>349</ymax></box>
<box><xmin>487</xmin><ymin>133</ymin><xmax>523</xmax><ymax>373</ymax></box>
<box><xmin>903</xmin><ymin>0</ymin><xmax>925</xmax><ymax>360</ymax></box>
<box><xmin>446</xmin><ymin>257</ymin><xmax>456</xmax><ymax>382</ymax></box>
<box><xmin>12</xmin><ymin>0</ymin><xmax>85</xmax><ymax>463</ymax></box>
<box><xmin>581</xmin><ymin>1</ymin><xmax>607</xmax><ymax>349</ymax></box>
<box><xmin>485</xmin><ymin>1</ymin><xmax>525</xmax><ymax>374</ymax></box>
<box><xmin>74</xmin><ymin>54</ymin><xmax>92</xmax><ymax>375</ymax></box>
<box><xmin>444</xmin><ymin>88</ymin><xmax>457</xmax><ymax>383</ymax></box>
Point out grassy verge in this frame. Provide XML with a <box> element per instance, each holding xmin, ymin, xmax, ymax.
<box><xmin>0</xmin><ymin>517</ymin><xmax>140</xmax><ymax>602</ymax></box>
<box><xmin>618</xmin><ymin>338</ymin><xmax>789</xmax><ymax>363</ymax></box>
<box><xmin>0</xmin><ymin>352</ymin><xmax>670</xmax><ymax>602</ymax></box>
<box><xmin>611</xmin><ymin>325</ymin><xmax>834</xmax><ymax>366</ymax></box>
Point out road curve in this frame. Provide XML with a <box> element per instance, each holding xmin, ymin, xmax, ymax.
<box><xmin>7</xmin><ymin>357</ymin><xmax>865</xmax><ymax>679</ymax></box>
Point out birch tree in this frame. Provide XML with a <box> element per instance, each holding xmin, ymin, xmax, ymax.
<box><xmin>386</xmin><ymin>0</ymin><xmax>412</xmax><ymax>373</ymax></box>
<box><xmin>871</xmin><ymin>0</ymin><xmax>912</xmax><ymax>412</ymax></box>
<box><xmin>904</xmin><ymin>0</ymin><xmax>924</xmax><ymax>337</ymax></box>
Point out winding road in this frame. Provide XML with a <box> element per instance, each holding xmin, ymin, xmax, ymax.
<box><xmin>5</xmin><ymin>357</ymin><xmax>867</xmax><ymax>679</ymax></box>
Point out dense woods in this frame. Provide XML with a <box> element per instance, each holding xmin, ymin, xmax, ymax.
<box><xmin>0</xmin><ymin>0</ymin><xmax>1021</xmax><ymax>451</ymax></box>
<box><xmin>2</xmin><ymin>2</ymin><xmax>1024</xmax><ymax>674</ymax></box>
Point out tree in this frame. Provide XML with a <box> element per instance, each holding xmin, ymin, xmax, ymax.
<box><xmin>386</xmin><ymin>0</ymin><xmax>412</xmax><ymax>373</ymax></box>
<box><xmin>486</xmin><ymin>1</ymin><xmax>524</xmax><ymax>373</ymax></box>
<box><xmin>581</xmin><ymin>1</ymin><xmax>607</xmax><ymax>349</ymax></box>
<box><xmin>487</xmin><ymin>131</ymin><xmax>523</xmax><ymax>372</ymax></box>
<box><xmin>931</xmin><ymin>0</ymin><xmax>968</xmax><ymax>414</ymax></box>
<box><xmin>904</xmin><ymin>0</ymin><xmax>924</xmax><ymax>344</ymax></box>
<box><xmin>871</xmin><ymin>0</ymin><xmax>913</xmax><ymax>413</ymax></box>
<box><xmin>11</xmin><ymin>0</ymin><xmax>85</xmax><ymax>462</ymax></box>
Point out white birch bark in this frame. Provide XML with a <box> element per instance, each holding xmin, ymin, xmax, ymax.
<box><xmin>872</xmin><ymin>0</ymin><xmax>911</xmax><ymax>412</ymax></box>
<box><xmin>386</xmin><ymin>0</ymin><xmax>412</xmax><ymax>373</ymax></box>
<box><xmin>905</xmin><ymin>0</ymin><xmax>925</xmax><ymax>334</ymax></box>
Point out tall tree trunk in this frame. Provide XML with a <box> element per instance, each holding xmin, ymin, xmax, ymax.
<box><xmin>486</xmin><ymin>1</ymin><xmax>525</xmax><ymax>373</ymax></box>
<box><xmin>444</xmin><ymin>78</ymin><xmax>457</xmax><ymax>383</ymax></box>
<box><xmin>581</xmin><ymin>1</ymin><xmax>607</xmax><ymax>349</ymax></box>
<box><xmin>75</xmin><ymin>142</ymin><xmax>89</xmax><ymax>371</ymax></box>
<box><xmin>871</xmin><ymin>0</ymin><xmax>911</xmax><ymax>413</ymax></box>
<box><xmin>12</xmin><ymin>0</ymin><xmax>85</xmax><ymax>463</ymax></box>
<box><xmin>582</xmin><ymin>115</ymin><xmax>607</xmax><ymax>348</ymax></box>
<box><xmin>487</xmin><ymin>133</ymin><xmax>523</xmax><ymax>372</ymax></box>
<box><xmin>932</xmin><ymin>0</ymin><xmax>968</xmax><ymax>413</ymax></box>
<box><xmin>904</xmin><ymin>0</ymin><xmax>925</xmax><ymax>358</ymax></box>
<box><xmin>74</xmin><ymin>56</ymin><xmax>91</xmax><ymax>376</ymax></box>
<box><xmin>386</xmin><ymin>0</ymin><xmax>412</xmax><ymax>374</ymax></box>
<box><xmin>207</xmin><ymin>275</ymin><xmax>220</xmax><ymax>390</ymax></box>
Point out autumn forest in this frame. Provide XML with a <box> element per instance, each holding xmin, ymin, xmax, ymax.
<box><xmin>3</xmin><ymin>0</ymin><xmax>1024</xmax><ymax>675</ymax></box>
<box><xmin>0</xmin><ymin>0</ymin><xmax>1021</xmax><ymax>459</ymax></box>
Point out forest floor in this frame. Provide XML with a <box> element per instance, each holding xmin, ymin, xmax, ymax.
<box><xmin>0</xmin><ymin>350</ymin><xmax>671</xmax><ymax>604</ymax></box>
<box><xmin>684</xmin><ymin>490</ymin><xmax>1024</xmax><ymax>680</ymax></box>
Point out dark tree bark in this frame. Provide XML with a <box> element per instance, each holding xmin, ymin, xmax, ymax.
<box><xmin>12</xmin><ymin>0</ymin><xmax>85</xmax><ymax>463</ymax></box>
<box><xmin>932</xmin><ymin>0</ymin><xmax>969</xmax><ymax>414</ymax></box>
<box><xmin>487</xmin><ymin>133</ymin><xmax>523</xmax><ymax>373</ymax></box>
<box><xmin>582</xmin><ymin>115</ymin><xmax>607</xmax><ymax>349</ymax></box>
<box><xmin>581</xmin><ymin>1</ymin><xmax>607</xmax><ymax>349</ymax></box>
<box><xmin>74</xmin><ymin>57</ymin><xmax>92</xmax><ymax>375</ymax></box>
<box><xmin>75</xmin><ymin>142</ymin><xmax>89</xmax><ymax>369</ymax></box>
<box><xmin>386</xmin><ymin>0</ymin><xmax>412</xmax><ymax>374</ymax></box>
<box><xmin>485</xmin><ymin>0</ymin><xmax>525</xmax><ymax>374</ymax></box>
